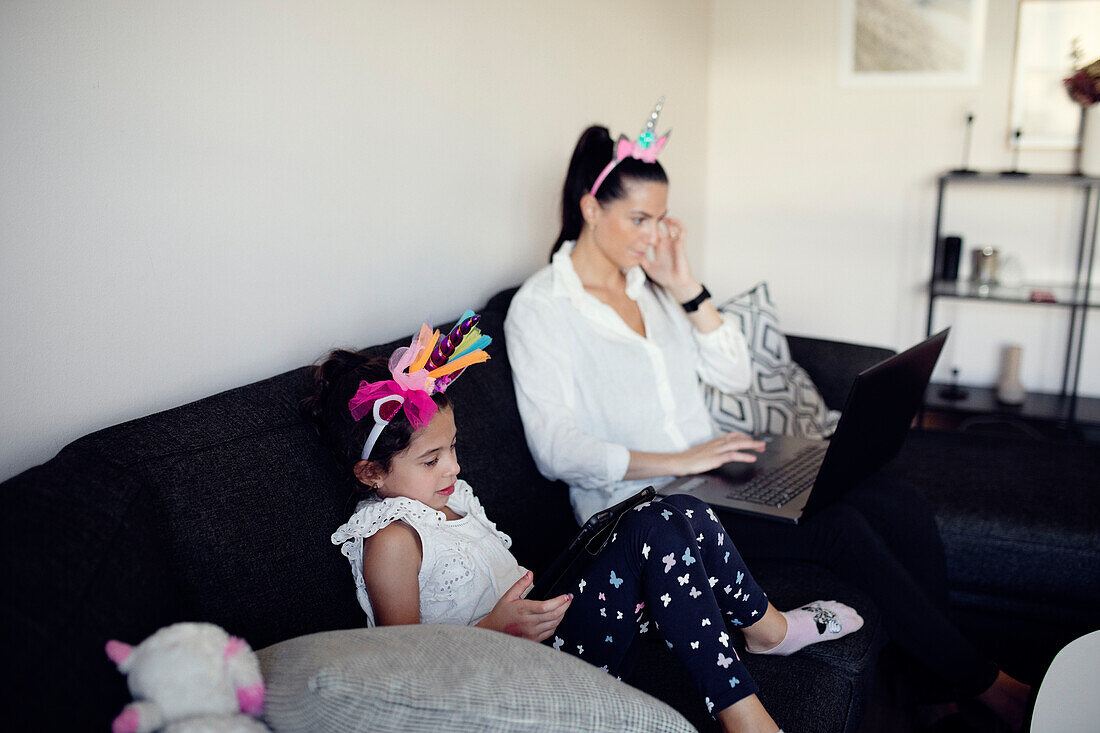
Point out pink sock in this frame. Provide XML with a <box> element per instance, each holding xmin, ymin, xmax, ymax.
<box><xmin>746</xmin><ymin>600</ymin><xmax>863</xmax><ymax>656</ymax></box>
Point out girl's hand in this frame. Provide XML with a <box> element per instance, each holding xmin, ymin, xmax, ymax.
<box><xmin>640</xmin><ymin>217</ymin><xmax>700</xmax><ymax>302</ymax></box>
<box><xmin>477</xmin><ymin>571</ymin><xmax>572</xmax><ymax>642</ymax></box>
<box><xmin>674</xmin><ymin>432</ymin><xmax>766</xmax><ymax>476</ymax></box>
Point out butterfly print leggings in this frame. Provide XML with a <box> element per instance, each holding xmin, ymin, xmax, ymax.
<box><xmin>547</xmin><ymin>494</ymin><xmax>771</xmax><ymax>715</ymax></box>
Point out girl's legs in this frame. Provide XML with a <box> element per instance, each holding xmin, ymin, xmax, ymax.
<box><xmin>551</xmin><ymin>498</ymin><xmax>771</xmax><ymax>718</ymax></box>
<box><xmin>658</xmin><ymin>494</ymin><xmax>863</xmax><ymax>657</ymax></box>
<box><xmin>551</xmin><ymin>495</ymin><xmax>859</xmax><ymax>729</ymax></box>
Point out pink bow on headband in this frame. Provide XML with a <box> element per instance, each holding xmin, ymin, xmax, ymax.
<box><xmin>615</xmin><ymin>133</ymin><xmax>669</xmax><ymax>164</ymax></box>
<box><xmin>348</xmin><ymin>380</ymin><xmax>437</xmax><ymax>430</ymax></box>
<box><xmin>590</xmin><ymin>131</ymin><xmax>671</xmax><ymax>196</ymax></box>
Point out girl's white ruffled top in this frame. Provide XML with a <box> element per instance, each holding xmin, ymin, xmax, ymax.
<box><xmin>331</xmin><ymin>480</ymin><xmax>527</xmax><ymax>627</ymax></box>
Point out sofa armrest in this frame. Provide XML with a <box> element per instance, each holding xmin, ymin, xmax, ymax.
<box><xmin>787</xmin><ymin>335</ymin><xmax>896</xmax><ymax>412</ymax></box>
<box><xmin>1</xmin><ymin>446</ymin><xmax>180</xmax><ymax>730</ymax></box>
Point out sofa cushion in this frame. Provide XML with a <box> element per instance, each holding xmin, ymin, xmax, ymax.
<box><xmin>786</xmin><ymin>335</ymin><xmax>896</xmax><ymax>412</ymax></box>
<box><xmin>704</xmin><ymin>283</ymin><xmax>839</xmax><ymax>439</ymax></box>
<box><xmin>256</xmin><ymin>625</ymin><xmax>695</xmax><ymax>733</ymax></box>
<box><xmin>879</xmin><ymin>429</ymin><xmax>1100</xmax><ymax>623</ymax></box>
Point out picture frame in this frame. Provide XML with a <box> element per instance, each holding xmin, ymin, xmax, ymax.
<box><xmin>1008</xmin><ymin>0</ymin><xmax>1100</xmax><ymax>150</ymax></box>
<box><xmin>838</xmin><ymin>0</ymin><xmax>989</xmax><ymax>87</ymax></box>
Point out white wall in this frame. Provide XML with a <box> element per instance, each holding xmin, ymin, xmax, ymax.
<box><xmin>3</xmin><ymin>1</ymin><xmax>1097</xmax><ymax>483</ymax></box>
<box><xmin>0</xmin><ymin>0</ymin><xmax>711</xmax><ymax>481</ymax></box>
<box><xmin>705</xmin><ymin>0</ymin><xmax>1099</xmax><ymax>398</ymax></box>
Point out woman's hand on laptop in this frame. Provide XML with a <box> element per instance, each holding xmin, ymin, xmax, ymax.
<box><xmin>624</xmin><ymin>432</ymin><xmax>765</xmax><ymax>481</ymax></box>
<box><xmin>673</xmin><ymin>432</ymin><xmax>766</xmax><ymax>476</ymax></box>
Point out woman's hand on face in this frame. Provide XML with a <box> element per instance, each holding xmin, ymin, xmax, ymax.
<box><xmin>478</xmin><ymin>571</ymin><xmax>573</xmax><ymax>642</ymax></box>
<box><xmin>675</xmin><ymin>432</ymin><xmax>766</xmax><ymax>476</ymax></box>
<box><xmin>641</xmin><ymin>217</ymin><xmax>700</xmax><ymax>301</ymax></box>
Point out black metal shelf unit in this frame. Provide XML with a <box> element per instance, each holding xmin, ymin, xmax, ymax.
<box><xmin>926</xmin><ymin>171</ymin><xmax>1100</xmax><ymax>430</ymax></box>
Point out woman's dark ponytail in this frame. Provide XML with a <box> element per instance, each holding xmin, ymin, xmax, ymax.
<box><xmin>551</xmin><ymin>125</ymin><xmax>669</xmax><ymax>260</ymax></box>
<box><xmin>552</xmin><ymin>126</ymin><xmax>613</xmax><ymax>258</ymax></box>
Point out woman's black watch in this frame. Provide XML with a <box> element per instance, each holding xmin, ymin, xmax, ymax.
<box><xmin>680</xmin><ymin>285</ymin><xmax>711</xmax><ymax>313</ymax></box>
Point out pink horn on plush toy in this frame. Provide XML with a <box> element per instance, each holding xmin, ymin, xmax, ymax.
<box><xmin>105</xmin><ymin>639</ymin><xmax>133</xmax><ymax>666</ymax></box>
<box><xmin>224</xmin><ymin>635</ymin><xmax>266</xmax><ymax>716</ymax></box>
<box><xmin>224</xmin><ymin>636</ymin><xmax>247</xmax><ymax>659</ymax></box>
<box><xmin>237</xmin><ymin>684</ymin><xmax>265</xmax><ymax>716</ymax></box>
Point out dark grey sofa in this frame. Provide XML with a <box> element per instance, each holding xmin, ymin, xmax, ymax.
<box><xmin>3</xmin><ymin>287</ymin><xmax>1096</xmax><ymax>731</ymax></box>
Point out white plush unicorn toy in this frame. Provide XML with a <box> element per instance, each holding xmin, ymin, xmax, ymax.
<box><xmin>105</xmin><ymin>622</ymin><xmax>270</xmax><ymax>733</ymax></box>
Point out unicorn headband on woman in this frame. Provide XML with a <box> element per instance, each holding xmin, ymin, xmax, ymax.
<box><xmin>348</xmin><ymin>310</ymin><xmax>491</xmax><ymax>461</ymax></box>
<box><xmin>589</xmin><ymin>96</ymin><xmax>671</xmax><ymax>196</ymax></box>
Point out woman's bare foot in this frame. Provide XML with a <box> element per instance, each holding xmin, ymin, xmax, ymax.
<box><xmin>715</xmin><ymin>693</ymin><xmax>780</xmax><ymax>733</ymax></box>
<box><xmin>917</xmin><ymin>701</ymin><xmax>960</xmax><ymax>727</ymax></box>
<box><xmin>976</xmin><ymin>671</ymin><xmax>1030</xmax><ymax>732</ymax></box>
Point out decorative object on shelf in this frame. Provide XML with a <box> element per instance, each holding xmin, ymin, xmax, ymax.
<box><xmin>939</xmin><ymin>367</ymin><xmax>969</xmax><ymax>400</ymax></box>
<box><xmin>1000</xmin><ymin>129</ymin><xmax>1027</xmax><ymax>176</ymax></box>
<box><xmin>941</xmin><ymin>235</ymin><xmax>963</xmax><ymax>280</ymax></box>
<box><xmin>996</xmin><ymin>344</ymin><xmax>1026</xmax><ymax>405</ymax></box>
<box><xmin>970</xmin><ymin>246</ymin><xmax>999</xmax><ymax>285</ymax></box>
<box><xmin>951</xmin><ymin>113</ymin><xmax>978</xmax><ymax>175</ymax></box>
<box><xmin>1064</xmin><ymin>48</ymin><xmax>1100</xmax><ymax>176</ymax></box>
<box><xmin>1029</xmin><ymin>289</ymin><xmax>1057</xmax><ymax>303</ymax></box>
<box><xmin>999</xmin><ymin>254</ymin><xmax>1024</xmax><ymax>288</ymax></box>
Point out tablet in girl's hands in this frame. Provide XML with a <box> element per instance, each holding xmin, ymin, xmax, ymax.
<box><xmin>526</xmin><ymin>486</ymin><xmax>656</xmax><ymax>601</ymax></box>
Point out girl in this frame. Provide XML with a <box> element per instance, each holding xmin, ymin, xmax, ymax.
<box><xmin>503</xmin><ymin>102</ymin><xmax>1032</xmax><ymax>730</ymax></box>
<box><xmin>304</xmin><ymin>316</ymin><xmax>863</xmax><ymax>733</ymax></box>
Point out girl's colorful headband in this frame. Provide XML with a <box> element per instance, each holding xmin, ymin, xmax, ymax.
<box><xmin>589</xmin><ymin>96</ymin><xmax>671</xmax><ymax>196</ymax></box>
<box><xmin>348</xmin><ymin>310</ymin><xmax>491</xmax><ymax>461</ymax></box>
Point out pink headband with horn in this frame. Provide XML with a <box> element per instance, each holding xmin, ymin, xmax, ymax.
<box><xmin>348</xmin><ymin>311</ymin><xmax>491</xmax><ymax>461</ymax></box>
<box><xmin>589</xmin><ymin>96</ymin><xmax>671</xmax><ymax>196</ymax></box>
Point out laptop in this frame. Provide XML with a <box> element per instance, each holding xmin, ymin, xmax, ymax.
<box><xmin>658</xmin><ymin>328</ymin><xmax>949</xmax><ymax>524</ymax></box>
<box><xmin>526</xmin><ymin>486</ymin><xmax>656</xmax><ymax>601</ymax></box>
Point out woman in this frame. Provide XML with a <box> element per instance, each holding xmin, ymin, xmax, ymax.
<box><xmin>504</xmin><ymin>107</ymin><xmax>1031</xmax><ymax>730</ymax></box>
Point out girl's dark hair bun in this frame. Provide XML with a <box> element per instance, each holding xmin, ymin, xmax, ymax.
<box><xmin>301</xmin><ymin>348</ymin><xmax>450</xmax><ymax>494</ymax></box>
<box><xmin>300</xmin><ymin>349</ymin><xmax>366</xmax><ymax>425</ymax></box>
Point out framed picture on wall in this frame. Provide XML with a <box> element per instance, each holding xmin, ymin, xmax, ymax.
<box><xmin>838</xmin><ymin>0</ymin><xmax>989</xmax><ymax>87</ymax></box>
<box><xmin>1008</xmin><ymin>0</ymin><xmax>1100</xmax><ymax>149</ymax></box>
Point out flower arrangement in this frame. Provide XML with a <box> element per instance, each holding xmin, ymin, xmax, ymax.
<box><xmin>1065</xmin><ymin>58</ymin><xmax>1100</xmax><ymax>107</ymax></box>
<box><xmin>1065</xmin><ymin>40</ymin><xmax>1100</xmax><ymax>107</ymax></box>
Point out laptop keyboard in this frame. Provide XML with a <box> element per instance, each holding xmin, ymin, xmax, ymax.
<box><xmin>726</xmin><ymin>443</ymin><xmax>827</xmax><ymax>508</ymax></box>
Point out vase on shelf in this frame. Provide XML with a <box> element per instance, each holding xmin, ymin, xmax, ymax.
<box><xmin>996</xmin><ymin>344</ymin><xmax>1025</xmax><ymax>406</ymax></box>
<box><xmin>1082</xmin><ymin>105</ymin><xmax>1100</xmax><ymax>177</ymax></box>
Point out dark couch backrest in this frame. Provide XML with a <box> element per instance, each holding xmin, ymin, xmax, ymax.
<box><xmin>2</xmin><ymin>291</ymin><xmax>578</xmax><ymax>729</ymax></box>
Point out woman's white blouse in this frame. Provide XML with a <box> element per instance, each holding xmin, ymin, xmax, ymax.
<box><xmin>505</xmin><ymin>241</ymin><xmax>752</xmax><ymax>524</ymax></box>
<box><xmin>331</xmin><ymin>480</ymin><xmax>526</xmax><ymax>627</ymax></box>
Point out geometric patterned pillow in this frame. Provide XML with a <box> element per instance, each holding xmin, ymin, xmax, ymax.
<box><xmin>702</xmin><ymin>282</ymin><xmax>840</xmax><ymax>439</ymax></box>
